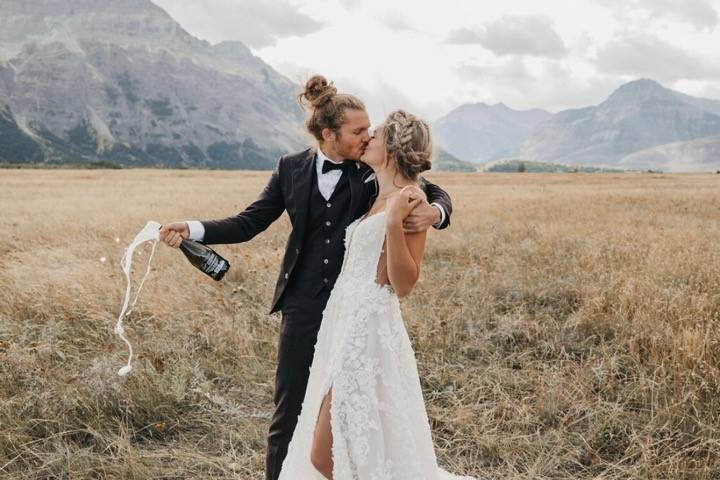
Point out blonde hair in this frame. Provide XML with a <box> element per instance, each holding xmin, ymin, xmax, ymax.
<box><xmin>297</xmin><ymin>75</ymin><xmax>366</xmax><ymax>141</ymax></box>
<box><xmin>383</xmin><ymin>110</ymin><xmax>433</xmax><ymax>181</ymax></box>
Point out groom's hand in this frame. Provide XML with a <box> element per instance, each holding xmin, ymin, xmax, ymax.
<box><xmin>159</xmin><ymin>222</ymin><xmax>189</xmax><ymax>248</ymax></box>
<box><xmin>402</xmin><ymin>200</ymin><xmax>441</xmax><ymax>234</ymax></box>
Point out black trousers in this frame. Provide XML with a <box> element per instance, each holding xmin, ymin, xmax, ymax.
<box><xmin>265</xmin><ymin>288</ymin><xmax>331</xmax><ymax>480</ymax></box>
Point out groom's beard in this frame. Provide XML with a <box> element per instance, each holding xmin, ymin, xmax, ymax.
<box><xmin>334</xmin><ymin>138</ymin><xmax>367</xmax><ymax>161</ymax></box>
<box><xmin>344</xmin><ymin>144</ymin><xmax>368</xmax><ymax>162</ymax></box>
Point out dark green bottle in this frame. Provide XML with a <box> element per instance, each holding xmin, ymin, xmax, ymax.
<box><xmin>179</xmin><ymin>239</ymin><xmax>230</xmax><ymax>281</ymax></box>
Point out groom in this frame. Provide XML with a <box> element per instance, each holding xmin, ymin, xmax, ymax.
<box><xmin>159</xmin><ymin>78</ymin><xmax>453</xmax><ymax>480</ymax></box>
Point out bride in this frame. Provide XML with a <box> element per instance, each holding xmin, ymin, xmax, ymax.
<box><xmin>278</xmin><ymin>110</ymin><xmax>476</xmax><ymax>480</ymax></box>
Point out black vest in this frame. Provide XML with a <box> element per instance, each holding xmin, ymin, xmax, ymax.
<box><xmin>282</xmin><ymin>167</ymin><xmax>353</xmax><ymax>302</ymax></box>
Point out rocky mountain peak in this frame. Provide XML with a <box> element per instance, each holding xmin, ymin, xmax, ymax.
<box><xmin>0</xmin><ymin>0</ymin><xmax>194</xmax><ymax>60</ymax></box>
<box><xmin>605</xmin><ymin>78</ymin><xmax>671</xmax><ymax>104</ymax></box>
<box><xmin>0</xmin><ymin>0</ymin><xmax>308</xmax><ymax>169</ymax></box>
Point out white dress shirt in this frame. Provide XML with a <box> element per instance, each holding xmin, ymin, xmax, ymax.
<box><xmin>315</xmin><ymin>147</ymin><xmax>346</xmax><ymax>200</ymax></box>
<box><xmin>186</xmin><ymin>147</ymin><xmax>445</xmax><ymax>242</ymax></box>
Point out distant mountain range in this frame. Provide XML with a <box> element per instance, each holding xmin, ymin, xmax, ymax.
<box><xmin>434</xmin><ymin>102</ymin><xmax>551</xmax><ymax>163</ymax></box>
<box><xmin>432</xmin><ymin>147</ymin><xmax>476</xmax><ymax>172</ymax></box>
<box><xmin>617</xmin><ymin>135</ymin><xmax>720</xmax><ymax>172</ymax></box>
<box><xmin>0</xmin><ymin>0</ymin><xmax>306</xmax><ymax>169</ymax></box>
<box><xmin>434</xmin><ymin>79</ymin><xmax>720</xmax><ymax>172</ymax></box>
<box><xmin>3</xmin><ymin>1</ymin><xmax>719</xmax><ymax>173</ymax></box>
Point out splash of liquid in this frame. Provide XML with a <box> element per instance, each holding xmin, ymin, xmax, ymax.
<box><xmin>114</xmin><ymin>220</ymin><xmax>161</xmax><ymax>376</ymax></box>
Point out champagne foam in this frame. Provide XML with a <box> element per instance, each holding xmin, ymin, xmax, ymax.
<box><xmin>114</xmin><ymin>220</ymin><xmax>161</xmax><ymax>377</ymax></box>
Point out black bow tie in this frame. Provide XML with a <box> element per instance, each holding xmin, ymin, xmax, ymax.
<box><xmin>322</xmin><ymin>159</ymin><xmax>348</xmax><ymax>174</ymax></box>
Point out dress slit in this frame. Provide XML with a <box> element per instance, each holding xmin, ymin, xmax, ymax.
<box><xmin>311</xmin><ymin>379</ymin><xmax>335</xmax><ymax>474</ymax></box>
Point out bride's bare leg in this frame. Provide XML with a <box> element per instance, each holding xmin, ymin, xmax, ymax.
<box><xmin>311</xmin><ymin>388</ymin><xmax>334</xmax><ymax>479</ymax></box>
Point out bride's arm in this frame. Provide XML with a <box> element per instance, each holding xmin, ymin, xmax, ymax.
<box><xmin>385</xmin><ymin>188</ymin><xmax>428</xmax><ymax>298</ymax></box>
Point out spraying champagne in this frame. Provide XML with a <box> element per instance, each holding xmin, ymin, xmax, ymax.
<box><xmin>113</xmin><ymin>221</ymin><xmax>231</xmax><ymax>378</ymax></box>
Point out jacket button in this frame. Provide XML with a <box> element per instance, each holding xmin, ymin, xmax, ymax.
<box><xmin>325</xmin><ymin>221</ymin><xmax>331</xmax><ymax>226</ymax></box>
<box><xmin>284</xmin><ymin>273</ymin><xmax>289</xmax><ymax>279</ymax></box>
<box><xmin>295</xmin><ymin>248</ymin><xmax>300</xmax><ymax>254</ymax></box>
<box><xmin>323</xmin><ymin>259</ymin><xmax>328</xmax><ymax>264</ymax></box>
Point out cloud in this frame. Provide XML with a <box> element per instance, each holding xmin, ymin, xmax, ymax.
<box><xmin>454</xmin><ymin>57</ymin><xmax>622</xmax><ymax>113</ymax></box>
<box><xmin>337</xmin><ymin>0</ymin><xmax>358</xmax><ymax>9</ymax></box>
<box><xmin>455</xmin><ymin>56</ymin><xmax>534</xmax><ymax>86</ymax></box>
<box><xmin>151</xmin><ymin>0</ymin><xmax>323</xmax><ymax>47</ymax></box>
<box><xmin>643</xmin><ymin>0</ymin><xmax>719</xmax><ymax>28</ymax></box>
<box><xmin>595</xmin><ymin>0</ymin><xmax>719</xmax><ymax>29</ymax></box>
<box><xmin>595</xmin><ymin>34</ymin><xmax>720</xmax><ymax>82</ymax></box>
<box><xmin>380</xmin><ymin>10</ymin><xmax>414</xmax><ymax>31</ymax></box>
<box><xmin>446</xmin><ymin>28</ymin><xmax>484</xmax><ymax>44</ymax></box>
<box><xmin>701</xmin><ymin>83</ymin><xmax>720</xmax><ymax>99</ymax></box>
<box><xmin>446</xmin><ymin>16</ymin><xmax>568</xmax><ymax>59</ymax></box>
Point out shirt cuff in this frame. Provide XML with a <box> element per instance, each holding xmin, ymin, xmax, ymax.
<box><xmin>186</xmin><ymin>220</ymin><xmax>205</xmax><ymax>242</ymax></box>
<box><xmin>431</xmin><ymin>203</ymin><xmax>446</xmax><ymax>229</ymax></box>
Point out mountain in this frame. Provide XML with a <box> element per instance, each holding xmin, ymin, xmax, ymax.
<box><xmin>432</xmin><ymin>147</ymin><xmax>476</xmax><ymax>172</ymax></box>
<box><xmin>0</xmin><ymin>103</ymin><xmax>43</xmax><ymax>162</ymax></box>
<box><xmin>0</xmin><ymin>0</ymin><xmax>307</xmax><ymax>168</ymax></box>
<box><xmin>618</xmin><ymin>135</ymin><xmax>720</xmax><ymax>172</ymax></box>
<box><xmin>513</xmin><ymin>79</ymin><xmax>720</xmax><ymax>171</ymax></box>
<box><xmin>433</xmin><ymin>102</ymin><xmax>551</xmax><ymax>163</ymax></box>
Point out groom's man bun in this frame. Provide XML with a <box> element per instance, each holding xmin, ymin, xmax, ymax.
<box><xmin>298</xmin><ymin>75</ymin><xmax>365</xmax><ymax>141</ymax></box>
<box><xmin>300</xmin><ymin>75</ymin><xmax>337</xmax><ymax>108</ymax></box>
<box><xmin>383</xmin><ymin>110</ymin><xmax>433</xmax><ymax>181</ymax></box>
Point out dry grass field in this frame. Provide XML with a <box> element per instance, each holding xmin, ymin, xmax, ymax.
<box><xmin>1</xmin><ymin>169</ymin><xmax>719</xmax><ymax>479</ymax></box>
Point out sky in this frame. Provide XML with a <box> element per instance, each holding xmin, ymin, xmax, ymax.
<box><xmin>151</xmin><ymin>0</ymin><xmax>720</xmax><ymax>123</ymax></box>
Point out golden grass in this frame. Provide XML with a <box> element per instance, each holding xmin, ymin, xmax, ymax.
<box><xmin>1</xmin><ymin>169</ymin><xmax>719</xmax><ymax>479</ymax></box>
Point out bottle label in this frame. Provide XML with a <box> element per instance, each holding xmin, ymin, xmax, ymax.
<box><xmin>212</xmin><ymin>259</ymin><xmax>227</xmax><ymax>275</ymax></box>
<box><xmin>201</xmin><ymin>254</ymin><xmax>218</xmax><ymax>274</ymax></box>
<box><xmin>201</xmin><ymin>254</ymin><xmax>227</xmax><ymax>276</ymax></box>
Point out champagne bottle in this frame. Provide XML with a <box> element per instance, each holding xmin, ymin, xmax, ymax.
<box><xmin>179</xmin><ymin>239</ymin><xmax>230</xmax><ymax>281</ymax></box>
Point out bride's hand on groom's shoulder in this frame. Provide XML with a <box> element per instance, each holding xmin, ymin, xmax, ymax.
<box><xmin>386</xmin><ymin>187</ymin><xmax>427</xmax><ymax>232</ymax></box>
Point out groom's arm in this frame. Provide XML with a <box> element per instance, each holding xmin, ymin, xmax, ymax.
<box><xmin>362</xmin><ymin>167</ymin><xmax>452</xmax><ymax>231</ymax></box>
<box><xmin>187</xmin><ymin>156</ymin><xmax>287</xmax><ymax>245</ymax></box>
<box><xmin>412</xmin><ymin>176</ymin><xmax>452</xmax><ymax>231</ymax></box>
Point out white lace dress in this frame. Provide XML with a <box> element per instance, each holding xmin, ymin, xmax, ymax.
<box><xmin>278</xmin><ymin>210</ymin><xmax>477</xmax><ymax>480</ymax></box>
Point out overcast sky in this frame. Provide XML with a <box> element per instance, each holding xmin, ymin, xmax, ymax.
<box><xmin>151</xmin><ymin>0</ymin><xmax>720</xmax><ymax>123</ymax></box>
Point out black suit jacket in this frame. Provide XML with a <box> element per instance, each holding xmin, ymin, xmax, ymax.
<box><xmin>200</xmin><ymin>147</ymin><xmax>453</xmax><ymax>314</ymax></box>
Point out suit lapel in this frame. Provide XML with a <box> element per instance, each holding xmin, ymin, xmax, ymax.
<box><xmin>348</xmin><ymin>160</ymin><xmax>364</xmax><ymax>215</ymax></box>
<box><xmin>292</xmin><ymin>147</ymin><xmax>317</xmax><ymax>240</ymax></box>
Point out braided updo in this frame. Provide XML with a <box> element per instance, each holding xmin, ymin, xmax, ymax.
<box><xmin>297</xmin><ymin>75</ymin><xmax>365</xmax><ymax>141</ymax></box>
<box><xmin>382</xmin><ymin>110</ymin><xmax>433</xmax><ymax>181</ymax></box>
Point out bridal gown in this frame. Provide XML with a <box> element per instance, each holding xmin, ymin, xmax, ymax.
<box><xmin>278</xmin><ymin>210</ymin><xmax>477</xmax><ymax>480</ymax></box>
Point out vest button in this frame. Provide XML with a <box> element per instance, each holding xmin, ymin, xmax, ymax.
<box><xmin>323</xmin><ymin>259</ymin><xmax>329</xmax><ymax>264</ymax></box>
<box><xmin>323</xmin><ymin>278</ymin><xmax>328</xmax><ymax>283</ymax></box>
<box><xmin>325</xmin><ymin>239</ymin><xmax>330</xmax><ymax>244</ymax></box>
<box><xmin>325</xmin><ymin>221</ymin><xmax>331</xmax><ymax>226</ymax></box>
<box><xmin>326</xmin><ymin>202</ymin><xmax>331</xmax><ymax>207</ymax></box>
<box><xmin>284</xmin><ymin>273</ymin><xmax>289</xmax><ymax>279</ymax></box>
<box><xmin>295</xmin><ymin>248</ymin><xmax>300</xmax><ymax>254</ymax></box>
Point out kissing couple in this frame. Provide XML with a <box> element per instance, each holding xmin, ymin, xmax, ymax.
<box><xmin>160</xmin><ymin>75</ymin><xmax>476</xmax><ymax>480</ymax></box>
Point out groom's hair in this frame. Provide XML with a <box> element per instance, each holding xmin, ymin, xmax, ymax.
<box><xmin>297</xmin><ymin>75</ymin><xmax>365</xmax><ymax>141</ymax></box>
